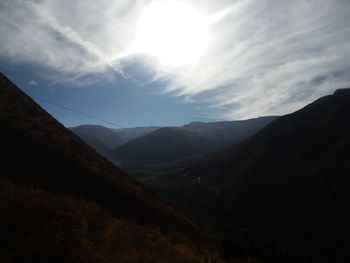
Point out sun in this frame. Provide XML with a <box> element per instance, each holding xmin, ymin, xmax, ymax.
<box><xmin>129</xmin><ymin>1</ymin><xmax>210</xmax><ymax>68</ymax></box>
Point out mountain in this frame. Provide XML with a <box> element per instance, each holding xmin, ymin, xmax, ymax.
<box><xmin>0</xmin><ymin>73</ymin><xmax>219</xmax><ymax>262</ymax></box>
<box><xmin>113</xmin><ymin>126</ymin><xmax>160</xmax><ymax>143</ymax></box>
<box><xmin>108</xmin><ymin>117</ymin><xmax>277</xmax><ymax>170</ymax></box>
<box><xmin>194</xmin><ymin>88</ymin><xmax>350</xmax><ymax>260</ymax></box>
<box><xmin>70</xmin><ymin>125</ymin><xmax>160</xmax><ymax>156</ymax></box>
<box><xmin>180</xmin><ymin>117</ymin><xmax>278</xmax><ymax>151</ymax></box>
<box><xmin>70</xmin><ymin>124</ymin><xmax>123</xmax><ymax>154</ymax></box>
<box><xmin>129</xmin><ymin>89</ymin><xmax>350</xmax><ymax>260</ymax></box>
<box><xmin>108</xmin><ymin>127</ymin><xmax>213</xmax><ymax>169</ymax></box>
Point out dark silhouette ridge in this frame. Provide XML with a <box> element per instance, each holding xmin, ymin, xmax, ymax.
<box><xmin>0</xmin><ymin>73</ymin><xmax>219</xmax><ymax>262</ymax></box>
<box><xmin>195</xmin><ymin>88</ymin><xmax>350</xmax><ymax>260</ymax></box>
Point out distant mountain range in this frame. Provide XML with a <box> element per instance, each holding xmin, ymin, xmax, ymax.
<box><xmin>109</xmin><ymin>117</ymin><xmax>277</xmax><ymax>170</ymax></box>
<box><xmin>71</xmin><ymin>116</ymin><xmax>277</xmax><ymax>170</ymax></box>
<box><xmin>0</xmin><ymin>73</ymin><xmax>218</xmax><ymax>262</ymax></box>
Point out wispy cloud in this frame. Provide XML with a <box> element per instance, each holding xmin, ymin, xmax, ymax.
<box><xmin>164</xmin><ymin>0</ymin><xmax>350</xmax><ymax>118</ymax></box>
<box><xmin>1</xmin><ymin>0</ymin><xmax>350</xmax><ymax>119</ymax></box>
<box><xmin>0</xmin><ymin>0</ymin><xmax>146</xmax><ymax>80</ymax></box>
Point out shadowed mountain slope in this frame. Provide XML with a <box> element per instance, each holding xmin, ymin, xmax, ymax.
<box><xmin>70</xmin><ymin>124</ymin><xmax>123</xmax><ymax>154</ymax></box>
<box><xmin>0</xmin><ymin>73</ymin><xmax>219</xmax><ymax>262</ymax></box>
<box><xmin>194</xmin><ymin>88</ymin><xmax>350</xmax><ymax>259</ymax></box>
<box><xmin>128</xmin><ymin>89</ymin><xmax>350</xmax><ymax>261</ymax></box>
<box><xmin>108</xmin><ymin>127</ymin><xmax>212</xmax><ymax>169</ymax></box>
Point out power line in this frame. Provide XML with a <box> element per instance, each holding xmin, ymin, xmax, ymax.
<box><xmin>32</xmin><ymin>96</ymin><xmax>203</xmax><ymax>154</ymax></box>
<box><xmin>33</xmin><ymin>95</ymin><xmax>210</xmax><ymax>161</ymax></box>
<box><xmin>32</xmin><ymin>96</ymin><xmax>125</xmax><ymax>129</ymax></box>
<box><xmin>32</xmin><ymin>95</ymin><xmax>222</xmax><ymax>195</ymax></box>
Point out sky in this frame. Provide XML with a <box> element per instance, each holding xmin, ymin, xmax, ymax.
<box><xmin>1</xmin><ymin>0</ymin><xmax>350</xmax><ymax>128</ymax></box>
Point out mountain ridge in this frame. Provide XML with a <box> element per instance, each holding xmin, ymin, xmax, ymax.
<box><xmin>108</xmin><ymin>116</ymin><xmax>277</xmax><ymax>170</ymax></box>
<box><xmin>196</xmin><ymin>87</ymin><xmax>350</xmax><ymax>259</ymax></box>
<box><xmin>0</xmin><ymin>72</ymin><xmax>219</xmax><ymax>262</ymax></box>
<box><xmin>126</xmin><ymin>88</ymin><xmax>350</xmax><ymax>260</ymax></box>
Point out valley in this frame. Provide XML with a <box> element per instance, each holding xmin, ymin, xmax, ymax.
<box><xmin>2</xmin><ymin>72</ymin><xmax>350</xmax><ymax>262</ymax></box>
<box><xmin>2</xmin><ymin>1</ymin><xmax>350</xmax><ymax>262</ymax></box>
<box><xmin>72</xmin><ymin>87</ymin><xmax>350</xmax><ymax>262</ymax></box>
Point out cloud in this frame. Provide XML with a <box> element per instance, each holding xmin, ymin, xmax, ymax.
<box><xmin>0</xmin><ymin>0</ymin><xmax>148</xmax><ymax>81</ymax></box>
<box><xmin>163</xmin><ymin>0</ymin><xmax>350</xmax><ymax>118</ymax></box>
<box><xmin>1</xmin><ymin>0</ymin><xmax>350</xmax><ymax>119</ymax></box>
<box><xmin>29</xmin><ymin>80</ymin><xmax>37</xmax><ymax>86</ymax></box>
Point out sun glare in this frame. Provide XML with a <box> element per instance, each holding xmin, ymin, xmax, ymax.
<box><xmin>131</xmin><ymin>1</ymin><xmax>209</xmax><ymax>68</ymax></box>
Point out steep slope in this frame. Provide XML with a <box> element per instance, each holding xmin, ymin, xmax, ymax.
<box><xmin>108</xmin><ymin>117</ymin><xmax>276</xmax><ymax>170</ymax></box>
<box><xmin>70</xmin><ymin>124</ymin><xmax>122</xmax><ymax>154</ymax></box>
<box><xmin>0</xmin><ymin>73</ymin><xmax>219</xmax><ymax>262</ymax></box>
<box><xmin>206</xmin><ymin>89</ymin><xmax>350</xmax><ymax>213</ymax></box>
<box><xmin>196</xmin><ymin>89</ymin><xmax>350</xmax><ymax>258</ymax></box>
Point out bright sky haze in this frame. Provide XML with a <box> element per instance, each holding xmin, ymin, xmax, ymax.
<box><xmin>1</xmin><ymin>0</ymin><xmax>350</xmax><ymax>127</ymax></box>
